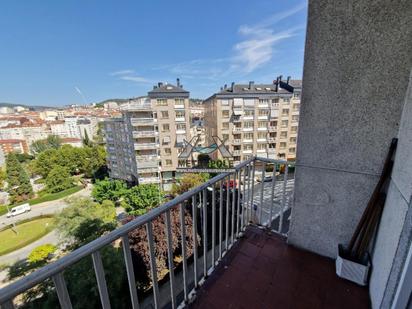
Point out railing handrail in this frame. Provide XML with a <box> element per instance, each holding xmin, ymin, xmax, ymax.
<box><xmin>0</xmin><ymin>156</ymin><xmax>293</xmax><ymax>304</ymax></box>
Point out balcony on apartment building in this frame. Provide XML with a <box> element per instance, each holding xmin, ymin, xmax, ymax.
<box><xmin>134</xmin><ymin>142</ymin><xmax>159</xmax><ymax>150</ymax></box>
<box><xmin>121</xmin><ymin>99</ymin><xmax>152</xmax><ymax>111</ymax></box>
<box><xmin>132</xmin><ymin>130</ymin><xmax>159</xmax><ymax>138</ymax></box>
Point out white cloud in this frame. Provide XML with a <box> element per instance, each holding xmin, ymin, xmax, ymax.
<box><xmin>110</xmin><ymin>69</ymin><xmax>153</xmax><ymax>84</ymax></box>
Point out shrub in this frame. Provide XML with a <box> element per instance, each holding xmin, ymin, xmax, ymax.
<box><xmin>28</xmin><ymin>244</ymin><xmax>57</xmax><ymax>264</ymax></box>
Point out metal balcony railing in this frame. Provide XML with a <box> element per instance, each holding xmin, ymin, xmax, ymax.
<box><xmin>0</xmin><ymin>157</ymin><xmax>295</xmax><ymax>309</ymax></box>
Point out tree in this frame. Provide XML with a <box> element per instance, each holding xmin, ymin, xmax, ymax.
<box><xmin>31</xmin><ymin>148</ymin><xmax>58</xmax><ymax>178</ymax></box>
<box><xmin>28</xmin><ymin>244</ymin><xmax>56</xmax><ymax>265</ymax></box>
<box><xmin>6</xmin><ymin>153</ymin><xmax>33</xmax><ymax>203</ymax></box>
<box><xmin>45</xmin><ymin>166</ymin><xmax>75</xmax><ymax>193</ymax></box>
<box><xmin>171</xmin><ymin>173</ymin><xmax>210</xmax><ymax>196</ymax></box>
<box><xmin>0</xmin><ymin>168</ymin><xmax>6</xmax><ymax>190</ymax></box>
<box><xmin>122</xmin><ymin>184</ymin><xmax>163</xmax><ymax>215</ymax></box>
<box><xmin>82</xmin><ymin>129</ymin><xmax>93</xmax><ymax>147</ymax></box>
<box><xmin>56</xmin><ymin>197</ymin><xmax>117</xmax><ymax>246</ymax></box>
<box><xmin>30</xmin><ymin>135</ymin><xmax>61</xmax><ymax>155</ymax></box>
<box><xmin>92</xmin><ymin>178</ymin><xmax>128</xmax><ymax>204</ymax></box>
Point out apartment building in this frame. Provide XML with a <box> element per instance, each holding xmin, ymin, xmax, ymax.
<box><xmin>104</xmin><ymin>80</ymin><xmax>190</xmax><ymax>190</ymax></box>
<box><xmin>203</xmin><ymin>76</ymin><xmax>301</xmax><ymax>165</ymax></box>
<box><xmin>0</xmin><ymin>139</ymin><xmax>29</xmax><ymax>154</ymax></box>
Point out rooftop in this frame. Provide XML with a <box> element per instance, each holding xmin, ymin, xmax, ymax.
<box><xmin>148</xmin><ymin>80</ymin><xmax>190</xmax><ymax>98</ymax></box>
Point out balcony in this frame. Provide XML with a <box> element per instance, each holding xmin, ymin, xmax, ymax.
<box><xmin>136</xmin><ymin>158</ymin><xmax>159</xmax><ymax>169</ymax></box>
<box><xmin>121</xmin><ymin>100</ymin><xmax>152</xmax><ymax>111</ymax></box>
<box><xmin>175</xmin><ymin>117</ymin><xmax>186</xmax><ymax>122</ymax></box>
<box><xmin>232</xmin><ymin>127</ymin><xmax>242</xmax><ymax>133</ymax></box>
<box><xmin>232</xmin><ymin>139</ymin><xmax>242</xmax><ymax>145</ymax></box>
<box><xmin>131</xmin><ymin>118</ymin><xmax>157</xmax><ymax>126</ymax></box>
<box><xmin>134</xmin><ymin>142</ymin><xmax>159</xmax><ymax>150</ymax></box>
<box><xmin>132</xmin><ymin>131</ymin><xmax>158</xmax><ymax>138</ymax></box>
<box><xmin>138</xmin><ymin>176</ymin><xmax>161</xmax><ymax>184</ymax></box>
<box><xmin>232</xmin><ymin>150</ymin><xmax>241</xmax><ymax>156</ymax></box>
<box><xmin>174</xmin><ymin>104</ymin><xmax>185</xmax><ymax>109</ymax></box>
<box><xmin>268</xmin><ymin>126</ymin><xmax>277</xmax><ymax>132</ymax></box>
<box><xmin>257</xmin><ymin>127</ymin><xmax>268</xmax><ymax>131</ymax></box>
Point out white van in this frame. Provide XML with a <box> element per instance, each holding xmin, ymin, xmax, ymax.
<box><xmin>6</xmin><ymin>203</ymin><xmax>31</xmax><ymax>218</ymax></box>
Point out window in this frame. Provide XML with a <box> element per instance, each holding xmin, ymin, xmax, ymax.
<box><xmin>258</xmin><ymin>121</ymin><xmax>267</xmax><ymax>128</ymax></box>
<box><xmin>243</xmin><ymin>144</ymin><xmax>253</xmax><ymax>150</ymax></box>
<box><xmin>162</xmin><ymin>124</ymin><xmax>170</xmax><ymax>132</ymax></box>
<box><xmin>161</xmin><ymin>111</ymin><xmax>169</xmax><ymax>119</ymax></box>
<box><xmin>258</xmin><ymin>109</ymin><xmax>269</xmax><ymax>116</ymax></box>
<box><xmin>222</xmin><ymin>122</ymin><xmax>229</xmax><ymax>129</ymax></box>
<box><xmin>244</xmin><ymin>110</ymin><xmax>254</xmax><ymax>117</ymax></box>
<box><xmin>290</xmin><ymin>137</ymin><xmax>297</xmax><ymax>143</ymax></box>
<box><xmin>278</xmin><ymin>153</ymin><xmax>285</xmax><ymax>158</ymax></box>
<box><xmin>269</xmin><ymin>143</ymin><xmax>276</xmax><ymax>149</ymax></box>
<box><xmin>244</xmin><ymin>121</ymin><xmax>254</xmax><ymax>128</ymax></box>
<box><xmin>221</xmin><ymin>99</ymin><xmax>229</xmax><ymax>106</ymax></box>
<box><xmin>293</xmin><ymin>93</ymin><xmax>300</xmax><ymax>99</ymax></box>
<box><xmin>164</xmin><ymin>148</ymin><xmax>171</xmax><ymax>155</ymax></box>
<box><xmin>280</xmin><ymin>142</ymin><xmax>287</xmax><ymax>148</ymax></box>
<box><xmin>293</xmin><ymin>103</ymin><xmax>300</xmax><ymax>110</ymax></box>
<box><xmin>281</xmin><ymin>120</ymin><xmax>288</xmax><ymax>127</ymax></box>
<box><xmin>176</xmin><ymin>123</ymin><xmax>186</xmax><ymax>131</ymax></box>
<box><xmin>222</xmin><ymin>134</ymin><xmax>229</xmax><ymax>140</ymax></box>
<box><xmin>175</xmin><ymin>99</ymin><xmax>184</xmax><ymax>105</ymax></box>
<box><xmin>291</xmin><ymin>126</ymin><xmax>298</xmax><ymax>132</ymax></box>
<box><xmin>257</xmin><ymin>144</ymin><xmax>266</xmax><ymax>150</ymax></box>
<box><xmin>289</xmin><ymin>147</ymin><xmax>296</xmax><ymax>153</ymax></box>
<box><xmin>292</xmin><ymin>115</ymin><xmax>299</xmax><ymax>121</ymax></box>
<box><xmin>259</xmin><ymin>99</ymin><xmax>269</xmax><ymax>105</ymax></box>
<box><xmin>244</xmin><ymin>132</ymin><xmax>253</xmax><ymax>140</ymax></box>
<box><xmin>165</xmin><ymin>159</ymin><xmax>172</xmax><ymax>166</ymax></box>
<box><xmin>272</xmin><ymin>98</ymin><xmax>279</xmax><ymax>103</ymax></box>
<box><xmin>282</xmin><ymin>108</ymin><xmax>289</xmax><ymax>116</ymax></box>
<box><xmin>257</xmin><ymin>132</ymin><xmax>266</xmax><ymax>139</ymax></box>
<box><xmin>283</xmin><ymin>98</ymin><xmax>291</xmax><ymax>104</ymax></box>
<box><xmin>280</xmin><ymin>131</ymin><xmax>288</xmax><ymax>138</ymax></box>
<box><xmin>157</xmin><ymin>99</ymin><xmax>167</xmax><ymax>106</ymax></box>
<box><xmin>176</xmin><ymin>111</ymin><xmax>185</xmax><ymax>118</ymax></box>
<box><xmin>222</xmin><ymin>110</ymin><xmax>230</xmax><ymax>118</ymax></box>
<box><xmin>163</xmin><ymin>136</ymin><xmax>171</xmax><ymax>144</ymax></box>
<box><xmin>270</xmin><ymin>121</ymin><xmax>277</xmax><ymax>127</ymax></box>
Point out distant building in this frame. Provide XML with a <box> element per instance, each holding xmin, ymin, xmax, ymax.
<box><xmin>61</xmin><ymin>137</ymin><xmax>83</xmax><ymax>148</ymax></box>
<box><xmin>0</xmin><ymin>139</ymin><xmax>29</xmax><ymax>154</ymax></box>
<box><xmin>0</xmin><ymin>107</ymin><xmax>14</xmax><ymax>114</ymax></box>
<box><xmin>203</xmin><ymin>77</ymin><xmax>301</xmax><ymax>164</ymax></box>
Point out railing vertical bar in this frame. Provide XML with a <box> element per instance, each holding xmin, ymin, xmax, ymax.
<box><xmin>219</xmin><ymin>180</ymin><xmax>223</xmax><ymax>259</ymax></box>
<box><xmin>231</xmin><ymin>171</ymin><xmax>237</xmax><ymax>244</ymax></box>
<box><xmin>241</xmin><ymin>165</ymin><xmax>248</xmax><ymax>231</ymax></box>
<box><xmin>236</xmin><ymin>169</ymin><xmax>241</xmax><ymax>237</ymax></box>
<box><xmin>202</xmin><ymin>189</ymin><xmax>208</xmax><ymax>277</ymax></box>
<box><xmin>52</xmin><ymin>273</ymin><xmax>73</xmax><ymax>309</ymax></box>
<box><xmin>121</xmin><ymin>235</ymin><xmax>140</xmax><ymax>309</ymax></box>
<box><xmin>192</xmin><ymin>195</ymin><xmax>198</xmax><ymax>287</ymax></box>
<box><xmin>0</xmin><ymin>300</ymin><xmax>14</xmax><ymax>309</ymax></box>
<box><xmin>146</xmin><ymin>222</ymin><xmax>160</xmax><ymax>308</ymax></box>
<box><xmin>225</xmin><ymin>174</ymin><xmax>230</xmax><ymax>251</ymax></box>
<box><xmin>278</xmin><ymin>164</ymin><xmax>289</xmax><ymax>234</ymax></box>
<box><xmin>268</xmin><ymin>164</ymin><xmax>277</xmax><ymax>228</ymax></box>
<box><xmin>246</xmin><ymin>164</ymin><xmax>252</xmax><ymax>224</ymax></box>
<box><xmin>250</xmin><ymin>161</ymin><xmax>256</xmax><ymax>224</ymax></box>
<box><xmin>179</xmin><ymin>204</ymin><xmax>188</xmax><ymax>301</ymax></box>
<box><xmin>92</xmin><ymin>251</ymin><xmax>111</xmax><ymax>309</ymax></box>
<box><xmin>211</xmin><ymin>186</ymin><xmax>216</xmax><ymax>267</ymax></box>
<box><xmin>259</xmin><ymin>163</ymin><xmax>266</xmax><ymax>225</ymax></box>
<box><xmin>164</xmin><ymin>210</ymin><xmax>176</xmax><ymax>309</ymax></box>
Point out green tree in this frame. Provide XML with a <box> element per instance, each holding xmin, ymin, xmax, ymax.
<box><xmin>123</xmin><ymin>184</ymin><xmax>163</xmax><ymax>215</ymax></box>
<box><xmin>92</xmin><ymin>178</ymin><xmax>127</xmax><ymax>204</ymax></box>
<box><xmin>45</xmin><ymin>166</ymin><xmax>75</xmax><ymax>193</ymax></box>
<box><xmin>6</xmin><ymin>153</ymin><xmax>33</xmax><ymax>203</ymax></box>
<box><xmin>28</xmin><ymin>244</ymin><xmax>56</xmax><ymax>265</ymax></box>
<box><xmin>56</xmin><ymin>197</ymin><xmax>117</xmax><ymax>246</ymax></box>
<box><xmin>82</xmin><ymin>129</ymin><xmax>93</xmax><ymax>147</ymax></box>
<box><xmin>31</xmin><ymin>148</ymin><xmax>58</xmax><ymax>178</ymax></box>
<box><xmin>81</xmin><ymin>145</ymin><xmax>107</xmax><ymax>178</ymax></box>
<box><xmin>0</xmin><ymin>168</ymin><xmax>6</xmax><ymax>190</ymax></box>
<box><xmin>171</xmin><ymin>173</ymin><xmax>210</xmax><ymax>196</ymax></box>
<box><xmin>31</xmin><ymin>135</ymin><xmax>62</xmax><ymax>155</ymax></box>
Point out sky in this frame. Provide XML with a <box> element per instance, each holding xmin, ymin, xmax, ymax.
<box><xmin>0</xmin><ymin>0</ymin><xmax>308</xmax><ymax>106</ymax></box>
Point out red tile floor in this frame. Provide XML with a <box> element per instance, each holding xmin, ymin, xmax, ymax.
<box><xmin>190</xmin><ymin>226</ymin><xmax>370</xmax><ymax>309</ymax></box>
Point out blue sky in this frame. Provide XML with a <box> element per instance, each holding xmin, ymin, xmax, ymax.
<box><xmin>0</xmin><ymin>1</ymin><xmax>307</xmax><ymax>106</ymax></box>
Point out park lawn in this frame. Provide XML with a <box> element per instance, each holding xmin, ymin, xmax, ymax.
<box><xmin>12</xmin><ymin>185</ymin><xmax>83</xmax><ymax>207</ymax></box>
<box><xmin>0</xmin><ymin>217</ymin><xmax>55</xmax><ymax>256</ymax></box>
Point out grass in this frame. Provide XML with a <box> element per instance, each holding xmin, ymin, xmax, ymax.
<box><xmin>0</xmin><ymin>216</ymin><xmax>55</xmax><ymax>256</ymax></box>
<box><xmin>12</xmin><ymin>185</ymin><xmax>83</xmax><ymax>207</ymax></box>
<box><xmin>0</xmin><ymin>206</ymin><xmax>8</xmax><ymax>216</ymax></box>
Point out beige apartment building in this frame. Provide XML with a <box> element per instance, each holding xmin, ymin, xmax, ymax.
<box><xmin>204</xmin><ymin>76</ymin><xmax>301</xmax><ymax>165</ymax></box>
<box><xmin>104</xmin><ymin>80</ymin><xmax>190</xmax><ymax>190</ymax></box>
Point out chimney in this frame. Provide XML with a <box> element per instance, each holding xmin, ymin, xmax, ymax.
<box><xmin>249</xmin><ymin>81</ymin><xmax>254</xmax><ymax>90</ymax></box>
<box><xmin>279</xmin><ymin>75</ymin><xmax>283</xmax><ymax>82</ymax></box>
<box><xmin>153</xmin><ymin>85</ymin><xmax>157</xmax><ymax>90</ymax></box>
<box><xmin>158</xmin><ymin>82</ymin><xmax>163</xmax><ymax>87</ymax></box>
<box><xmin>176</xmin><ymin>78</ymin><xmax>180</xmax><ymax>87</ymax></box>
<box><xmin>224</xmin><ymin>84</ymin><xmax>227</xmax><ymax>89</ymax></box>
<box><xmin>231</xmin><ymin>82</ymin><xmax>235</xmax><ymax>92</ymax></box>
<box><xmin>275</xmin><ymin>77</ymin><xmax>280</xmax><ymax>92</ymax></box>
<box><xmin>286</xmin><ymin>76</ymin><xmax>291</xmax><ymax>84</ymax></box>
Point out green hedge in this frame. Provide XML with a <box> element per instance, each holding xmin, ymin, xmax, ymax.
<box><xmin>0</xmin><ymin>206</ymin><xmax>8</xmax><ymax>216</ymax></box>
<box><xmin>11</xmin><ymin>185</ymin><xmax>83</xmax><ymax>208</ymax></box>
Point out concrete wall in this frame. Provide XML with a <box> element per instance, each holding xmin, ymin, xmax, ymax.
<box><xmin>370</xmin><ymin>72</ymin><xmax>412</xmax><ymax>308</ymax></box>
<box><xmin>288</xmin><ymin>0</ymin><xmax>412</xmax><ymax>258</ymax></box>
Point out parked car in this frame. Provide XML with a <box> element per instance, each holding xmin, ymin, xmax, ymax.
<box><xmin>6</xmin><ymin>203</ymin><xmax>31</xmax><ymax>218</ymax></box>
<box><xmin>257</xmin><ymin>175</ymin><xmax>274</xmax><ymax>183</ymax></box>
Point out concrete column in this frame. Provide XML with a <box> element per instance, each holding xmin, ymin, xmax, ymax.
<box><xmin>288</xmin><ymin>0</ymin><xmax>412</xmax><ymax>258</ymax></box>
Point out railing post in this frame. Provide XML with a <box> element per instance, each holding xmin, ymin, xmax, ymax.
<box><xmin>278</xmin><ymin>164</ymin><xmax>289</xmax><ymax>234</ymax></box>
<box><xmin>250</xmin><ymin>162</ymin><xmax>256</xmax><ymax>223</ymax></box>
<box><xmin>236</xmin><ymin>169</ymin><xmax>242</xmax><ymax>237</ymax></box>
<box><xmin>231</xmin><ymin>172</ymin><xmax>237</xmax><ymax>245</ymax></box>
<box><xmin>192</xmin><ymin>195</ymin><xmax>198</xmax><ymax>287</ymax></box>
<box><xmin>259</xmin><ymin>163</ymin><xmax>266</xmax><ymax>225</ymax></box>
<box><xmin>241</xmin><ymin>165</ymin><xmax>248</xmax><ymax>231</ymax></box>
<box><xmin>219</xmin><ymin>181</ymin><xmax>223</xmax><ymax>259</ymax></box>
<box><xmin>211</xmin><ymin>186</ymin><xmax>216</xmax><ymax>267</ymax></box>
<box><xmin>202</xmin><ymin>189</ymin><xmax>208</xmax><ymax>277</ymax></box>
<box><xmin>179</xmin><ymin>204</ymin><xmax>188</xmax><ymax>301</ymax></box>
<box><xmin>225</xmin><ymin>174</ymin><xmax>230</xmax><ymax>251</ymax></box>
<box><xmin>52</xmin><ymin>272</ymin><xmax>73</xmax><ymax>309</ymax></box>
<box><xmin>92</xmin><ymin>251</ymin><xmax>111</xmax><ymax>309</ymax></box>
<box><xmin>268</xmin><ymin>164</ymin><xmax>277</xmax><ymax>228</ymax></box>
<box><xmin>164</xmin><ymin>210</ymin><xmax>176</xmax><ymax>309</ymax></box>
<box><xmin>146</xmin><ymin>222</ymin><xmax>160</xmax><ymax>308</ymax></box>
<box><xmin>121</xmin><ymin>235</ymin><xmax>140</xmax><ymax>309</ymax></box>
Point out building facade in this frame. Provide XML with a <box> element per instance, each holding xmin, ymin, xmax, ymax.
<box><xmin>203</xmin><ymin>77</ymin><xmax>301</xmax><ymax>165</ymax></box>
<box><xmin>104</xmin><ymin>81</ymin><xmax>191</xmax><ymax>190</ymax></box>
